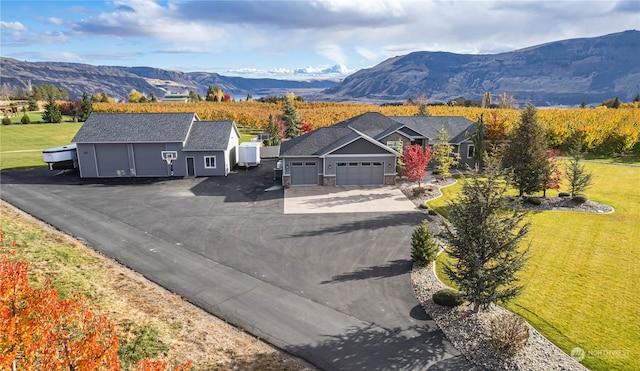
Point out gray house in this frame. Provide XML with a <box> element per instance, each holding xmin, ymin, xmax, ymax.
<box><xmin>72</xmin><ymin>112</ymin><xmax>239</xmax><ymax>178</ymax></box>
<box><xmin>279</xmin><ymin>112</ymin><xmax>477</xmax><ymax>186</ymax></box>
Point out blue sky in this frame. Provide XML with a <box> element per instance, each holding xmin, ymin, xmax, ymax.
<box><xmin>1</xmin><ymin>1</ymin><xmax>639</xmax><ymax>80</ymax></box>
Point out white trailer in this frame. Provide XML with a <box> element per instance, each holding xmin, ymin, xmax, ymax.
<box><xmin>238</xmin><ymin>141</ymin><xmax>261</xmax><ymax>168</ymax></box>
<box><xmin>43</xmin><ymin>144</ymin><xmax>78</xmax><ymax>170</ymax></box>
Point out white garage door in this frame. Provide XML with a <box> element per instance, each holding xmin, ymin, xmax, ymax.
<box><xmin>336</xmin><ymin>162</ymin><xmax>384</xmax><ymax>185</ymax></box>
<box><xmin>290</xmin><ymin>161</ymin><xmax>318</xmax><ymax>185</ymax></box>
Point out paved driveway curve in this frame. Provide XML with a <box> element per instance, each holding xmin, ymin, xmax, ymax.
<box><xmin>0</xmin><ymin>162</ymin><xmax>475</xmax><ymax>370</ymax></box>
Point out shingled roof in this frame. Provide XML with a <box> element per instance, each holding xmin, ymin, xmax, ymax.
<box><xmin>279</xmin><ymin>127</ymin><xmax>357</xmax><ymax>157</ymax></box>
<box><xmin>390</xmin><ymin>116</ymin><xmax>477</xmax><ymax>143</ymax></box>
<box><xmin>333</xmin><ymin>112</ymin><xmax>405</xmax><ymax>139</ymax></box>
<box><xmin>183</xmin><ymin>121</ymin><xmax>238</xmax><ymax>151</ymax></box>
<box><xmin>72</xmin><ymin>112</ymin><xmax>198</xmax><ymax>143</ymax></box>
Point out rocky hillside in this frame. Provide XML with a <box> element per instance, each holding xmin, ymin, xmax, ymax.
<box><xmin>322</xmin><ymin>30</ymin><xmax>640</xmax><ymax>106</ymax></box>
<box><xmin>2</xmin><ymin>30</ymin><xmax>638</xmax><ymax>106</ymax></box>
<box><xmin>0</xmin><ymin>58</ymin><xmax>338</xmax><ymax>101</ymax></box>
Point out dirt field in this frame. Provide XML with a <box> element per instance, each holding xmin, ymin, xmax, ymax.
<box><xmin>0</xmin><ymin>201</ymin><xmax>315</xmax><ymax>370</ymax></box>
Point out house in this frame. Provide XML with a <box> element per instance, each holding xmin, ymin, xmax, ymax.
<box><xmin>162</xmin><ymin>93</ymin><xmax>192</xmax><ymax>103</ymax></box>
<box><xmin>72</xmin><ymin>112</ymin><xmax>239</xmax><ymax>178</ymax></box>
<box><xmin>278</xmin><ymin>112</ymin><xmax>477</xmax><ymax>186</ymax></box>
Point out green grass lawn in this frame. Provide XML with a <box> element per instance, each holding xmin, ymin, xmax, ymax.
<box><xmin>431</xmin><ymin>163</ymin><xmax>640</xmax><ymax>370</ymax></box>
<box><xmin>0</xmin><ymin>122</ymin><xmax>82</xmax><ymax>170</ymax></box>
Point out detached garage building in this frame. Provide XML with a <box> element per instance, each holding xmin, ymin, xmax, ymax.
<box><xmin>72</xmin><ymin>112</ymin><xmax>239</xmax><ymax>178</ymax></box>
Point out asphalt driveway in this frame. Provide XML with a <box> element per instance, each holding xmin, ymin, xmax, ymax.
<box><xmin>0</xmin><ymin>160</ymin><xmax>474</xmax><ymax>370</ymax></box>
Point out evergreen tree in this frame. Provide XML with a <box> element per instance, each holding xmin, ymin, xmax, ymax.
<box><xmin>411</xmin><ymin>220</ymin><xmax>439</xmax><ymax>266</ymax></box>
<box><xmin>27</xmin><ymin>97</ymin><xmax>39</xmax><ymax>111</ymax></box>
<box><xmin>432</xmin><ymin>126</ymin><xmax>460</xmax><ymax>179</ymax></box>
<box><xmin>21</xmin><ymin>113</ymin><xmax>31</xmax><ymax>124</ymax></box>
<box><xmin>188</xmin><ymin>90</ymin><xmax>202</xmax><ymax>102</ymax></box>
<box><xmin>502</xmin><ymin>103</ymin><xmax>549</xmax><ymax>196</ymax></box>
<box><xmin>42</xmin><ymin>98</ymin><xmax>62</xmax><ymax>123</ymax></box>
<box><xmin>565</xmin><ymin>141</ymin><xmax>593</xmax><ymax>197</ymax></box>
<box><xmin>80</xmin><ymin>92</ymin><xmax>92</xmax><ymax>121</ymax></box>
<box><xmin>149</xmin><ymin>92</ymin><xmax>158</xmax><ymax>103</ymax></box>
<box><xmin>467</xmin><ymin>114</ymin><xmax>486</xmax><ymax>171</ymax></box>
<box><xmin>442</xmin><ymin>154</ymin><xmax>530</xmax><ymax>312</ymax></box>
<box><xmin>282</xmin><ymin>96</ymin><xmax>302</xmax><ymax>138</ymax></box>
<box><xmin>265</xmin><ymin>113</ymin><xmax>282</xmax><ymax>146</ymax></box>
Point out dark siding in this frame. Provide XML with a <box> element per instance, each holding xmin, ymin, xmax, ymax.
<box><xmin>95</xmin><ymin>143</ymin><xmax>130</xmax><ymax>177</ymax></box>
<box><xmin>133</xmin><ymin>143</ymin><xmax>169</xmax><ymax>176</ymax></box>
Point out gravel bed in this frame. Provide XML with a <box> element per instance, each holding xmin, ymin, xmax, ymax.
<box><xmin>412</xmin><ymin>265</ymin><xmax>588</xmax><ymax>370</ymax></box>
<box><xmin>398</xmin><ymin>174</ymin><xmax>605</xmax><ymax>370</ymax></box>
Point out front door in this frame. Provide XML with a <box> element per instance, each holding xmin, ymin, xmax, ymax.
<box><xmin>186</xmin><ymin>157</ymin><xmax>195</xmax><ymax>176</ymax></box>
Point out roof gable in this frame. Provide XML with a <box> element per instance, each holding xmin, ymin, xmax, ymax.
<box><xmin>72</xmin><ymin>112</ymin><xmax>198</xmax><ymax>143</ymax></box>
<box><xmin>390</xmin><ymin>116</ymin><xmax>477</xmax><ymax>143</ymax></box>
<box><xmin>279</xmin><ymin>127</ymin><xmax>356</xmax><ymax>156</ymax></box>
<box><xmin>334</xmin><ymin>112</ymin><xmax>404</xmax><ymax>138</ymax></box>
<box><xmin>183</xmin><ymin>120</ymin><xmax>238</xmax><ymax>151</ymax></box>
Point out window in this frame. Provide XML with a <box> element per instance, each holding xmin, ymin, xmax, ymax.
<box><xmin>372</xmin><ymin>162</ymin><xmax>383</xmax><ymax>166</ymax></box>
<box><xmin>349</xmin><ymin>162</ymin><xmax>359</xmax><ymax>166</ymax></box>
<box><xmin>292</xmin><ymin>162</ymin><xmax>303</xmax><ymax>166</ymax></box>
<box><xmin>337</xmin><ymin>162</ymin><xmax>347</xmax><ymax>167</ymax></box>
<box><xmin>361</xmin><ymin>162</ymin><xmax>371</xmax><ymax>166</ymax></box>
<box><xmin>305</xmin><ymin>162</ymin><xmax>316</xmax><ymax>166</ymax></box>
<box><xmin>467</xmin><ymin>145</ymin><xmax>475</xmax><ymax>159</ymax></box>
<box><xmin>204</xmin><ymin>156</ymin><xmax>216</xmax><ymax>168</ymax></box>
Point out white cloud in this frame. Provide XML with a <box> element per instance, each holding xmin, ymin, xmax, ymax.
<box><xmin>0</xmin><ymin>21</ymin><xmax>28</xmax><ymax>31</ymax></box>
<box><xmin>48</xmin><ymin>18</ymin><xmax>64</xmax><ymax>26</ymax></box>
<box><xmin>316</xmin><ymin>44</ymin><xmax>347</xmax><ymax>65</ymax></box>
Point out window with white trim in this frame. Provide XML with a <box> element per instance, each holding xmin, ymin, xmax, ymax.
<box><xmin>204</xmin><ymin>156</ymin><xmax>216</xmax><ymax>168</ymax></box>
<box><xmin>467</xmin><ymin>145</ymin><xmax>474</xmax><ymax>159</ymax></box>
<box><xmin>386</xmin><ymin>140</ymin><xmax>403</xmax><ymax>153</ymax></box>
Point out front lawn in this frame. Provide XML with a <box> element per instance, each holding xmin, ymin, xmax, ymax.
<box><xmin>431</xmin><ymin>163</ymin><xmax>639</xmax><ymax>370</ymax></box>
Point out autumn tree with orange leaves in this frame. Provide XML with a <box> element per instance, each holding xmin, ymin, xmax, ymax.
<box><xmin>0</xmin><ymin>232</ymin><xmax>190</xmax><ymax>371</ymax></box>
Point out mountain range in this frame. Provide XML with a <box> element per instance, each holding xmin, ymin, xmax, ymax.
<box><xmin>1</xmin><ymin>30</ymin><xmax>638</xmax><ymax>106</ymax></box>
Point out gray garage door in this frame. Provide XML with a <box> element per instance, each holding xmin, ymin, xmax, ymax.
<box><xmin>336</xmin><ymin>161</ymin><xmax>384</xmax><ymax>185</ymax></box>
<box><xmin>290</xmin><ymin>161</ymin><xmax>318</xmax><ymax>185</ymax></box>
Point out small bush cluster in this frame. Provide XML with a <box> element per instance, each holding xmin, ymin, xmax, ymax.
<box><xmin>558</xmin><ymin>192</ymin><xmax>570</xmax><ymax>198</ymax></box>
<box><xmin>428</xmin><ymin>208</ymin><xmax>438</xmax><ymax>216</ymax></box>
<box><xmin>419</xmin><ymin>202</ymin><xmax>429</xmax><ymax>209</ymax></box>
<box><xmin>525</xmin><ymin>197</ymin><xmax>542</xmax><ymax>205</ymax></box>
<box><xmin>432</xmin><ymin>288</ymin><xmax>464</xmax><ymax>307</ymax></box>
<box><xmin>490</xmin><ymin>313</ymin><xmax>530</xmax><ymax>356</ymax></box>
<box><xmin>21</xmin><ymin>114</ymin><xmax>31</xmax><ymax>124</ymax></box>
<box><xmin>412</xmin><ymin>187</ymin><xmax>427</xmax><ymax>197</ymax></box>
<box><xmin>2</xmin><ymin>117</ymin><xmax>11</xmax><ymax>125</ymax></box>
<box><xmin>572</xmin><ymin>194</ymin><xmax>589</xmax><ymax>203</ymax></box>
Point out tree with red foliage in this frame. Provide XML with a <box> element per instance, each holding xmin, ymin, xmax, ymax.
<box><xmin>223</xmin><ymin>94</ymin><xmax>232</xmax><ymax>102</ymax></box>
<box><xmin>400</xmin><ymin>144</ymin><xmax>433</xmax><ymax>188</ymax></box>
<box><xmin>541</xmin><ymin>149</ymin><xmax>563</xmax><ymax>197</ymax></box>
<box><xmin>300</xmin><ymin>119</ymin><xmax>314</xmax><ymax>133</ymax></box>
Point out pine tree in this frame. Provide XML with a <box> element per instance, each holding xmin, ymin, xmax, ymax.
<box><xmin>502</xmin><ymin>103</ymin><xmax>549</xmax><ymax>196</ymax></box>
<box><xmin>467</xmin><ymin>114</ymin><xmax>486</xmax><ymax>170</ymax></box>
<box><xmin>80</xmin><ymin>92</ymin><xmax>93</xmax><ymax>121</ymax></box>
<box><xmin>411</xmin><ymin>220</ymin><xmax>439</xmax><ymax>266</ymax></box>
<box><xmin>565</xmin><ymin>141</ymin><xmax>593</xmax><ymax>197</ymax></box>
<box><xmin>441</xmin><ymin>154</ymin><xmax>530</xmax><ymax>312</ymax></box>
<box><xmin>265</xmin><ymin>113</ymin><xmax>282</xmax><ymax>146</ymax></box>
<box><xmin>42</xmin><ymin>98</ymin><xmax>62</xmax><ymax>123</ymax></box>
<box><xmin>432</xmin><ymin>126</ymin><xmax>460</xmax><ymax>179</ymax></box>
<box><xmin>282</xmin><ymin>97</ymin><xmax>302</xmax><ymax>138</ymax></box>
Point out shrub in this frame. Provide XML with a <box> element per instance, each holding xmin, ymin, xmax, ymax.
<box><xmin>419</xmin><ymin>202</ymin><xmax>429</xmax><ymax>209</ymax></box>
<box><xmin>428</xmin><ymin>208</ymin><xmax>438</xmax><ymax>216</ymax></box>
<box><xmin>572</xmin><ymin>194</ymin><xmax>589</xmax><ymax>203</ymax></box>
<box><xmin>2</xmin><ymin>116</ymin><xmax>11</xmax><ymax>125</ymax></box>
<box><xmin>411</xmin><ymin>220</ymin><xmax>438</xmax><ymax>266</ymax></box>
<box><xmin>412</xmin><ymin>187</ymin><xmax>427</xmax><ymax>197</ymax></box>
<box><xmin>118</xmin><ymin>323</ymin><xmax>169</xmax><ymax>368</ymax></box>
<box><xmin>490</xmin><ymin>313</ymin><xmax>530</xmax><ymax>356</ymax></box>
<box><xmin>432</xmin><ymin>288</ymin><xmax>464</xmax><ymax>307</ymax></box>
<box><xmin>526</xmin><ymin>197</ymin><xmax>542</xmax><ymax>205</ymax></box>
<box><xmin>558</xmin><ymin>192</ymin><xmax>570</xmax><ymax>198</ymax></box>
<box><xmin>21</xmin><ymin>114</ymin><xmax>31</xmax><ymax>124</ymax></box>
